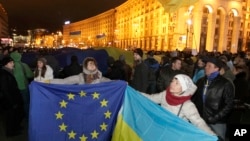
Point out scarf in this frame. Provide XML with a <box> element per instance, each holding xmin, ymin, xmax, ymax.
<box><xmin>165</xmin><ymin>88</ymin><xmax>191</xmax><ymax>106</ymax></box>
<box><xmin>207</xmin><ymin>71</ymin><xmax>219</xmax><ymax>81</ymax></box>
<box><xmin>83</xmin><ymin>72</ymin><xmax>100</xmax><ymax>84</ymax></box>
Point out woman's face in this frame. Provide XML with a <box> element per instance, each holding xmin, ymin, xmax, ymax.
<box><xmin>87</xmin><ymin>61</ymin><xmax>97</xmax><ymax>71</ymax></box>
<box><xmin>169</xmin><ymin>78</ymin><xmax>183</xmax><ymax>95</ymax></box>
<box><xmin>197</xmin><ymin>59</ymin><xmax>205</xmax><ymax>67</ymax></box>
<box><xmin>37</xmin><ymin>60</ymin><xmax>44</xmax><ymax>68</ymax></box>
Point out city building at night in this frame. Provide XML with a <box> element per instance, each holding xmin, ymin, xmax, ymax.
<box><xmin>0</xmin><ymin>3</ymin><xmax>10</xmax><ymax>45</ymax></box>
<box><xmin>63</xmin><ymin>0</ymin><xmax>250</xmax><ymax>53</ymax></box>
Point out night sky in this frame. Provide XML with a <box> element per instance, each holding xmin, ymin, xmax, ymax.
<box><xmin>0</xmin><ymin>0</ymin><xmax>126</xmax><ymax>33</ymax></box>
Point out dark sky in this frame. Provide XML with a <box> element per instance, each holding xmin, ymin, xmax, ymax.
<box><xmin>0</xmin><ymin>0</ymin><xmax>126</xmax><ymax>33</ymax></box>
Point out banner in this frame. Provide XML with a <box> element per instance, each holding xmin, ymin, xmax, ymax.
<box><xmin>29</xmin><ymin>80</ymin><xmax>126</xmax><ymax>141</ymax></box>
<box><xmin>112</xmin><ymin>86</ymin><xmax>218</xmax><ymax>141</ymax></box>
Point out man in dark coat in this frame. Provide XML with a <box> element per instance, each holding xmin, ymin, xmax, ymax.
<box><xmin>156</xmin><ymin>57</ymin><xmax>184</xmax><ymax>92</ymax></box>
<box><xmin>192</xmin><ymin>57</ymin><xmax>235</xmax><ymax>140</ymax></box>
<box><xmin>130</xmin><ymin>48</ymin><xmax>149</xmax><ymax>93</ymax></box>
<box><xmin>0</xmin><ymin>56</ymin><xmax>24</xmax><ymax>137</ymax></box>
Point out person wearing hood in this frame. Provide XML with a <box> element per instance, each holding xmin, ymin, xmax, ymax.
<box><xmin>10</xmin><ymin>51</ymin><xmax>34</xmax><ymax>119</ymax></box>
<box><xmin>139</xmin><ymin>74</ymin><xmax>216</xmax><ymax>136</ymax></box>
<box><xmin>34</xmin><ymin>57</ymin><xmax>54</xmax><ymax>82</ymax></box>
<box><xmin>0</xmin><ymin>56</ymin><xmax>24</xmax><ymax>137</ymax></box>
<box><xmin>49</xmin><ymin>57</ymin><xmax>110</xmax><ymax>84</ymax></box>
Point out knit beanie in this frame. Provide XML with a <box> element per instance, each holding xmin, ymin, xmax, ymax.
<box><xmin>174</xmin><ymin>74</ymin><xmax>197</xmax><ymax>93</ymax></box>
<box><xmin>1</xmin><ymin>56</ymin><xmax>14</xmax><ymax>66</ymax></box>
<box><xmin>134</xmin><ymin>48</ymin><xmax>143</xmax><ymax>58</ymax></box>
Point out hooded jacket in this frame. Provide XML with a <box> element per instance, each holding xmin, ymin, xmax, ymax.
<box><xmin>10</xmin><ymin>52</ymin><xmax>34</xmax><ymax>90</ymax></box>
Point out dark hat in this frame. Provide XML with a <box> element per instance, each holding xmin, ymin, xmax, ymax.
<box><xmin>147</xmin><ymin>50</ymin><xmax>154</xmax><ymax>56</ymax></box>
<box><xmin>206</xmin><ymin>57</ymin><xmax>223</xmax><ymax>69</ymax></box>
<box><xmin>134</xmin><ymin>48</ymin><xmax>143</xmax><ymax>58</ymax></box>
<box><xmin>1</xmin><ymin>56</ymin><xmax>14</xmax><ymax>66</ymax></box>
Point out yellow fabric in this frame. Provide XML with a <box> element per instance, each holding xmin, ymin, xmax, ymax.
<box><xmin>112</xmin><ymin>115</ymin><xmax>142</xmax><ymax>141</ymax></box>
<box><xmin>158</xmin><ymin>0</ymin><xmax>199</xmax><ymax>13</ymax></box>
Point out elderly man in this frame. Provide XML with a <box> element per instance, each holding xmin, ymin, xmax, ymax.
<box><xmin>192</xmin><ymin>57</ymin><xmax>235</xmax><ymax>140</ymax></box>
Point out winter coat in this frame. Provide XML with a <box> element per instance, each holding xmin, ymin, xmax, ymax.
<box><xmin>157</xmin><ymin>66</ymin><xmax>184</xmax><ymax>92</ymax></box>
<box><xmin>140</xmin><ymin>84</ymin><xmax>215</xmax><ymax>135</ymax></box>
<box><xmin>234</xmin><ymin>71</ymin><xmax>249</xmax><ymax>101</ymax></box>
<box><xmin>0</xmin><ymin>67</ymin><xmax>23</xmax><ymax>110</ymax></box>
<box><xmin>49</xmin><ymin>67</ymin><xmax>109</xmax><ymax>85</ymax></box>
<box><xmin>34</xmin><ymin>65</ymin><xmax>54</xmax><ymax>82</ymax></box>
<box><xmin>130</xmin><ymin>62</ymin><xmax>149</xmax><ymax>93</ymax></box>
<box><xmin>192</xmin><ymin>68</ymin><xmax>205</xmax><ymax>83</ymax></box>
<box><xmin>10</xmin><ymin>52</ymin><xmax>34</xmax><ymax>90</ymax></box>
<box><xmin>192</xmin><ymin>75</ymin><xmax>235</xmax><ymax>124</ymax></box>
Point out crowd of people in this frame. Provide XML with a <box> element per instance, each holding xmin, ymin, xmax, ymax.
<box><xmin>0</xmin><ymin>46</ymin><xmax>250</xmax><ymax>140</ymax></box>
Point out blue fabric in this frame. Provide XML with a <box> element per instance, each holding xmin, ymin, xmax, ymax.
<box><xmin>121</xmin><ymin>86</ymin><xmax>218</xmax><ymax>141</ymax></box>
<box><xmin>207</xmin><ymin>71</ymin><xmax>220</xmax><ymax>81</ymax></box>
<box><xmin>29</xmin><ymin>80</ymin><xmax>126</xmax><ymax>141</ymax></box>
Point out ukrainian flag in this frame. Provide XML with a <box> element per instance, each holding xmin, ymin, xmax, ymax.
<box><xmin>112</xmin><ymin>86</ymin><xmax>218</xmax><ymax>141</ymax></box>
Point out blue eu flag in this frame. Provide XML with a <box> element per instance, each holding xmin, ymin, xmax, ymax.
<box><xmin>29</xmin><ymin>80</ymin><xmax>126</xmax><ymax>141</ymax></box>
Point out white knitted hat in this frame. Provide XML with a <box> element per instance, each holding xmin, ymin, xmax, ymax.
<box><xmin>174</xmin><ymin>74</ymin><xmax>197</xmax><ymax>95</ymax></box>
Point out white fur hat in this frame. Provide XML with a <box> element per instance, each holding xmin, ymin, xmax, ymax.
<box><xmin>174</xmin><ymin>74</ymin><xmax>197</xmax><ymax>95</ymax></box>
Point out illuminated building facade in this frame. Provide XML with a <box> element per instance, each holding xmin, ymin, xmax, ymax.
<box><xmin>0</xmin><ymin>3</ymin><xmax>9</xmax><ymax>38</ymax></box>
<box><xmin>63</xmin><ymin>0</ymin><xmax>250</xmax><ymax>53</ymax></box>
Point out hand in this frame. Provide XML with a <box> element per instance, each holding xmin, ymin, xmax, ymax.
<box><xmin>44</xmin><ymin>80</ymin><xmax>50</xmax><ymax>84</ymax></box>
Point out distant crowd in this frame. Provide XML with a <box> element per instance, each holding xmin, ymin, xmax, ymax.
<box><xmin>0</xmin><ymin>46</ymin><xmax>250</xmax><ymax>140</ymax></box>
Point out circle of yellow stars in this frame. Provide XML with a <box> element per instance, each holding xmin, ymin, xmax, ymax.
<box><xmin>54</xmin><ymin>90</ymin><xmax>112</xmax><ymax>141</ymax></box>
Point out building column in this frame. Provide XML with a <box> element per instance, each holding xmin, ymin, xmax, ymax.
<box><xmin>206</xmin><ymin>13</ymin><xmax>216</xmax><ymax>52</ymax></box>
<box><xmin>146</xmin><ymin>37</ymin><xmax>150</xmax><ymax>50</ymax></box>
<box><xmin>231</xmin><ymin>16</ymin><xmax>241</xmax><ymax>53</ymax></box>
<box><xmin>141</xmin><ymin>38</ymin><xmax>145</xmax><ymax>50</ymax></box>
<box><xmin>151</xmin><ymin>37</ymin><xmax>155</xmax><ymax>50</ymax></box>
<box><xmin>218</xmin><ymin>15</ymin><xmax>229</xmax><ymax>52</ymax></box>
<box><xmin>157</xmin><ymin>36</ymin><xmax>162</xmax><ymax>51</ymax></box>
<box><xmin>192</xmin><ymin>7</ymin><xmax>202</xmax><ymax>52</ymax></box>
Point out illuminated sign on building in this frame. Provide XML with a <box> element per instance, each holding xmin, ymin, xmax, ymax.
<box><xmin>69</xmin><ymin>31</ymin><xmax>81</xmax><ymax>36</ymax></box>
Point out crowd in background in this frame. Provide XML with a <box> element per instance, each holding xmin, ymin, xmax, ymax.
<box><xmin>0</xmin><ymin>45</ymin><xmax>250</xmax><ymax>140</ymax></box>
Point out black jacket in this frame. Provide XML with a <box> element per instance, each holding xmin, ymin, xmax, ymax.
<box><xmin>0</xmin><ymin>67</ymin><xmax>23</xmax><ymax>109</ymax></box>
<box><xmin>156</xmin><ymin>66</ymin><xmax>184</xmax><ymax>92</ymax></box>
<box><xmin>192</xmin><ymin>75</ymin><xmax>235</xmax><ymax>124</ymax></box>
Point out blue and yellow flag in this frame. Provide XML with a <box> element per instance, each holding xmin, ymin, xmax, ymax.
<box><xmin>112</xmin><ymin>86</ymin><xmax>218</xmax><ymax>141</ymax></box>
<box><xmin>29</xmin><ymin>80</ymin><xmax>126</xmax><ymax>141</ymax></box>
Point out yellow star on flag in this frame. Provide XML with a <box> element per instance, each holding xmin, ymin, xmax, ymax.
<box><xmin>67</xmin><ymin>93</ymin><xmax>75</xmax><ymax>100</ymax></box>
<box><xmin>104</xmin><ymin>110</ymin><xmax>112</xmax><ymax>119</ymax></box>
<box><xmin>55</xmin><ymin>111</ymin><xmax>64</xmax><ymax>119</ymax></box>
<box><xmin>92</xmin><ymin>92</ymin><xmax>100</xmax><ymax>99</ymax></box>
<box><xmin>59</xmin><ymin>100</ymin><xmax>68</xmax><ymax>108</ymax></box>
<box><xmin>100</xmin><ymin>122</ymin><xmax>108</xmax><ymax>131</ymax></box>
<box><xmin>79</xmin><ymin>134</ymin><xmax>88</xmax><ymax>141</ymax></box>
<box><xmin>91</xmin><ymin>130</ymin><xmax>99</xmax><ymax>139</ymax></box>
<box><xmin>100</xmin><ymin>99</ymin><xmax>108</xmax><ymax>107</ymax></box>
<box><xmin>79</xmin><ymin>91</ymin><xmax>87</xmax><ymax>97</ymax></box>
<box><xmin>59</xmin><ymin>122</ymin><xmax>67</xmax><ymax>132</ymax></box>
<box><xmin>68</xmin><ymin>130</ymin><xmax>76</xmax><ymax>139</ymax></box>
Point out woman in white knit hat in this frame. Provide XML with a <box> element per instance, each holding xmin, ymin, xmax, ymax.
<box><xmin>140</xmin><ymin>74</ymin><xmax>216</xmax><ymax>136</ymax></box>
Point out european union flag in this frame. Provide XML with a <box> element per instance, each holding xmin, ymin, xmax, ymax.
<box><xmin>29</xmin><ymin>80</ymin><xmax>126</xmax><ymax>141</ymax></box>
